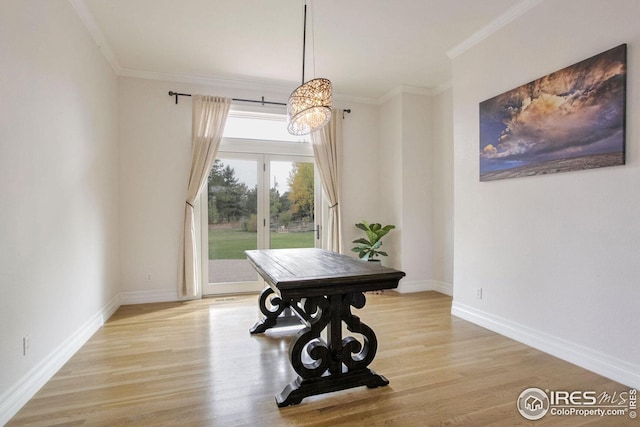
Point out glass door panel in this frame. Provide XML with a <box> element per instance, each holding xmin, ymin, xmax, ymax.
<box><xmin>202</xmin><ymin>153</ymin><xmax>318</xmax><ymax>296</ymax></box>
<box><xmin>206</xmin><ymin>157</ymin><xmax>259</xmax><ymax>293</ymax></box>
<box><xmin>269</xmin><ymin>160</ymin><xmax>316</xmax><ymax>250</ymax></box>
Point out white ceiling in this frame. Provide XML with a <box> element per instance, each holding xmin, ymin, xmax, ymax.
<box><xmin>77</xmin><ymin>0</ymin><xmax>535</xmax><ymax>102</ymax></box>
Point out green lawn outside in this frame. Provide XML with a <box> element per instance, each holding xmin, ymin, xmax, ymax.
<box><xmin>209</xmin><ymin>228</ymin><xmax>314</xmax><ymax>259</ymax></box>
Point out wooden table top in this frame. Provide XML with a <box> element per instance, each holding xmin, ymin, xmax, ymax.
<box><xmin>245</xmin><ymin>248</ymin><xmax>405</xmax><ymax>298</ymax></box>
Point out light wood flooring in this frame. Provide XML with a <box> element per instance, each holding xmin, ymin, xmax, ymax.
<box><xmin>7</xmin><ymin>291</ymin><xmax>635</xmax><ymax>426</ymax></box>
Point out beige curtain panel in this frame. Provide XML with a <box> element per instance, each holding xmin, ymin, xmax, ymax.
<box><xmin>179</xmin><ymin>95</ymin><xmax>231</xmax><ymax>298</ymax></box>
<box><xmin>311</xmin><ymin>110</ymin><xmax>343</xmax><ymax>253</ymax></box>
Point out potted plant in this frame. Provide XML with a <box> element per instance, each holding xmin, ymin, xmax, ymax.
<box><xmin>351</xmin><ymin>221</ymin><xmax>396</xmax><ymax>262</ymax></box>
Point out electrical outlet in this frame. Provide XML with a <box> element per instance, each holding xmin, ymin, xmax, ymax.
<box><xmin>23</xmin><ymin>335</ymin><xmax>30</xmax><ymax>356</ymax></box>
<box><xmin>476</xmin><ymin>288</ymin><xmax>483</xmax><ymax>300</ymax></box>
<box><xmin>145</xmin><ymin>273</ymin><xmax>152</xmax><ymax>281</ymax></box>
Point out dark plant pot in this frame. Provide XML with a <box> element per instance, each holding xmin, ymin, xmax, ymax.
<box><xmin>366</xmin><ymin>259</ymin><xmax>384</xmax><ymax>294</ymax></box>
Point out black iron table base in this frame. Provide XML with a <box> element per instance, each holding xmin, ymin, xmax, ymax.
<box><xmin>245</xmin><ymin>248</ymin><xmax>405</xmax><ymax>407</ymax></box>
<box><xmin>251</xmin><ymin>289</ymin><xmax>387</xmax><ymax>407</ymax></box>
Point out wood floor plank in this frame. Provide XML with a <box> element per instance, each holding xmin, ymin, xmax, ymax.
<box><xmin>7</xmin><ymin>292</ymin><xmax>635</xmax><ymax>426</ymax></box>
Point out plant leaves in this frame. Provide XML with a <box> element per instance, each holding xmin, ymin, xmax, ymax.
<box><xmin>352</xmin><ymin>238</ymin><xmax>371</xmax><ymax>245</ymax></box>
<box><xmin>352</xmin><ymin>221</ymin><xmax>395</xmax><ymax>259</ymax></box>
<box><xmin>355</xmin><ymin>222</ymin><xmax>368</xmax><ymax>232</ymax></box>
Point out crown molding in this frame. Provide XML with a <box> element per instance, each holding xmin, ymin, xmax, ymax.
<box><xmin>118</xmin><ymin>68</ymin><xmax>380</xmax><ymax>106</ymax></box>
<box><xmin>118</xmin><ymin>68</ymin><xmax>294</xmax><ymax>95</ymax></box>
<box><xmin>447</xmin><ymin>0</ymin><xmax>544</xmax><ymax>59</ymax></box>
<box><xmin>67</xmin><ymin>0</ymin><xmax>418</xmax><ymax>107</ymax></box>
<box><xmin>333</xmin><ymin>92</ymin><xmax>379</xmax><ymax>106</ymax></box>
<box><xmin>377</xmin><ymin>85</ymin><xmax>434</xmax><ymax>104</ymax></box>
<box><xmin>68</xmin><ymin>0</ymin><xmax>121</xmax><ymax>73</ymax></box>
<box><xmin>432</xmin><ymin>80</ymin><xmax>453</xmax><ymax>95</ymax></box>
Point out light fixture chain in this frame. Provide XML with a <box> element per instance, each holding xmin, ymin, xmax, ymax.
<box><xmin>301</xmin><ymin>2</ymin><xmax>307</xmax><ymax>85</ymax></box>
<box><xmin>310</xmin><ymin>0</ymin><xmax>316</xmax><ymax>78</ymax></box>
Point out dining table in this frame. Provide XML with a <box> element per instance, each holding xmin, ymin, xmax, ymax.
<box><xmin>245</xmin><ymin>248</ymin><xmax>406</xmax><ymax>407</ymax></box>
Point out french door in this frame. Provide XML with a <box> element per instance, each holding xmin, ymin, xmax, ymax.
<box><xmin>201</xmin><ymin>151</ymin><xmax>319</xmax><ymax>295</ymax></box>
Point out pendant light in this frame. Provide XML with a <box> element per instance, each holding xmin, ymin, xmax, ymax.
<box><xmin>287</xmin><ymin>1</ymin><xmax>332</xmax><ymax>135</ymax></box>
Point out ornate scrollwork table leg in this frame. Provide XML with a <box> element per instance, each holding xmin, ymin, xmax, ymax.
<box><xmin>249</xmin><ymin>287</ymin><xmax>288</xmax><ymax>334</ymax></box>
<box><xmin>275</xmin><ymin>292</ymin><xmax>389</xmax><ymax>407</ymax></box>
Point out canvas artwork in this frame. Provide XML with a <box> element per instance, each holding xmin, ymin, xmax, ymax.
<box><xmin>479</xmin><ymin>44</ymin><xmax>627</xmax><ymax>182</ymax></box>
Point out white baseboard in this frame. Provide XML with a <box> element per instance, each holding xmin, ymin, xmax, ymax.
<box><xmin>397</xmin><ymin>279</ymin><xmax>453</xmax><ymax>296</ymax></box>
<box><xmin>0</xmin><ymin>294</ymin><xmax>121</xmax><ymax>426</ymax></box>
<box><xmin>1</xmin><ymin>288</ymin><xmax>188</xmax><ymax>424</ymax></box>
<box><xmin>451</xmin><ymin>300</ymin><xmax>640</xmax><ymax>390</ymax></box>
<box><xmin>429</xmin><ymin>280</ymin><xmax>453</xmax><ymax>296</ymax></box>
<box><xmin>120</xmin><ymin>289</ymin><xmax>179</xmax><ymax>305</ymax></box>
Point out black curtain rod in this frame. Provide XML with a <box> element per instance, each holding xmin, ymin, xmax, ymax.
<box><xmin>168</xmin><ymin>91</ymin><xmax>285</xmax><ymax>106</ymax></box>
<box><xmin>167</xmin><ymin>91</ymin><xmax>351</xmax><ymax>115</ymax></box>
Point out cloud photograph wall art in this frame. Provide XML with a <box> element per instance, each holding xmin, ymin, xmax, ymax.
<box><xmin>479</xmin><ymin>44</ymin><xmax>626</xmax><ymax>182</ymax></box>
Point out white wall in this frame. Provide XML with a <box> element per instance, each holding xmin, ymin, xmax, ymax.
<box><xmin>0</xmin><ymin>0</ymin><xmax>120</xmax><ymax>422</ymax></box>
<box><xmin>400</xmin><ymin>94</ymin><xmax>433</xmax><ymax>290</ymax></box>
<box><xmin>118</xmin><ymin>77</ymin><xmax>381</xmax><ymax>300</ymax></box>
<box><xmin>118</xmin><ymin>78</ymin><xmax>192</xmax><ymax>302</ymax></box>
<box><xmin>378</xmin><ymin>95</ymin><xmax>404</xmax><ymax>268</ymax></box>
<box><xmin>451</xmin><ymin>0</ymin><xmax>640</xmax><ymax>388</ymax></box>
<box><xmin>378</xmin><ymin>91</ymin><xmax>444</xmax><ymax>293</ymax></box>
<box><xmin>339</xmin><ymin>103</ymin><xmax>381</xmax><ymax>252</ymax></box>
<box><xmin>432</xmin><ymin>88</ymin><xmax>454</xmax><ymax>285</ymax></box>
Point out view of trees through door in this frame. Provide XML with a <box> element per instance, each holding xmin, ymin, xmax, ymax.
<box><xmin>269</xmin><ymin>160</ymin><xmax>315</xmax><ymax>249</ymax></box>
<box><xmin>206</xmin><ymin>157</ymin><xmax>259</xmax><ymax>285</ymax></box>
<box><xmin>205</xmin><ymin>155</ymin><xmax>316</xmax><ymax>293</ymax></box>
